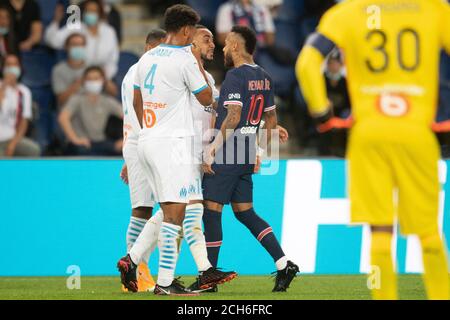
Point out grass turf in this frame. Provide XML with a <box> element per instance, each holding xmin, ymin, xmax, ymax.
<box><xmin>0</xmin><ymin>275</ymin><xmax>428</xmax><ymax>300</ymax></box>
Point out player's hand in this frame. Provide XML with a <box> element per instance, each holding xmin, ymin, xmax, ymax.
<box><xmin>202</xmin><ymin>143</ymin><xmax>216</xmax><ymax>175</ymax></box>
<box><xmin>74</xmin><ymin>137</ymin><xmax>91</xmax><ymax>148</ymax></box>
<box><xmin>120</xmin><ymin>164</ymin><xmax>129</xmax><ymax>185</ymax></box>
<box><xmin>254</xmin><ymin>155</ymin><xmax>262</xmax><ymax>174</ymax></box>
<box><xmin>277</xmin><ymin>125</ymin><xmax>289</xmax><ymax>143</ymax></box>
<box><xmin>5</xmin><ymin>140</ymin><xmax>17</xmax><ymax>157</ymax></box>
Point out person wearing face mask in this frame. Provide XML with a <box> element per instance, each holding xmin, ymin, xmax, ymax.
<box><xmin>0</xmin><ymin>54</ymin><xmax>40</xmax><ymax>157</ymax></box>
<box><xmin>0</xmin><ymin>6</ymin><xmax>19</xmax><ymax>64</ymax></box>
<box><xmin>51</xmin><ymin>33</ymin><xmax>117</xmax><ymax>111</ymax></box>
<box><xmin>85</xmin><ymin>0</ymin><xmax>122</xmax><ymax>44</ymax></box>
<box><xmin>45</xmin><ymin>0</ymin><xmax>119</xmax><ymax>80</ymax></box>
<box><xmin>317</xmin><ymin>50</ymin><xmax>351</xmax><ymax>157</ymax></box>
<box><xmin>58</xmin><ymin>66</ymin><xmax>123</xmax><ymax>156</ymax></box>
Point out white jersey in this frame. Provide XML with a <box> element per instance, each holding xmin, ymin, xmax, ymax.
<box><xmin>122</xmin><ymin>63</ymin><xmax>141</xmax><ymax>146</ymax></box>
<box><xmin>134</xmin><ymin>44</ymin><xmax>208</xmax><ymax>139</ymax></box>
<box><xmin>190</xmin><ymin>71</ymin><xmax>220</xmax><ymax>149</ymax></box>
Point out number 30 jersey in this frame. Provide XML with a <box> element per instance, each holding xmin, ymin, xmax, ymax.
<box><xmin>134</xmin><ymin>44</ymin><xmax>208</xmax><ymax>139</ymax></box>
<box><xmin>213</xmin><ymin>64</ymin><xmax>276</xmax><ymax>175</ymax></box>
<box><xmin>317</xmin><ymin>0</ymin><xmax>450</xmax><ymax>139</ymax></box>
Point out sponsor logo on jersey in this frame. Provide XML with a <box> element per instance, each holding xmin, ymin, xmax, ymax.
<box><xmin>240</xmin><ymin>126</ymin><xmax>258</xmax><ymax>134</ymax></box>
<box><xmin>144</xmin><ymin>102</ymin><xmax>168</xmax><ymax>109</ymax></box>
<box><xmin>228</xmin><ymin>93</ymin><xmax>241</xmax><ymax>100</ymax></box>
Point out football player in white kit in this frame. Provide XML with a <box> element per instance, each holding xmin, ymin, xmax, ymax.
<box><xmin>117</xmin><ymin>5</ymin><xmax>237</xmax><ymax>296</ymax></box>
<box><xmin>119</xmin><ymin>29</ymin><xmax>167</xmax><ymax>292</ymax></box>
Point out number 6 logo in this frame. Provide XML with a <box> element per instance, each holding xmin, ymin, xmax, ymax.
<box><xmin>377</xmin><ymin>93</ymin><xmax>409</xmax><ymax>117</ymax></box>
<box><xmin>143</xmin><ymin>109</ymin><xmax>156</xmax><ymax>128</ymax></box>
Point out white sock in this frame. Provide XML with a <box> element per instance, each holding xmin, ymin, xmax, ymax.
<box><xmin>183</xmin><ymin>203</ymin><xmax>212</xmax><ymax>272</ymax></box>
<box><xmin>157</xmin><ymin>222</ymin><xmax>182</xmax><ymax>287</ymax></box>
<box><xmin>141</xmin><ymin>209</ymin><xmax>164</xmax><ymax>265</ymax></box>
<box><xmin>129</xmin><ymin>211</ymin><xmax>163</xmax><ymax>265</ymax></box>
<box><xmin>275</xmin><ymin>256</ymin><xmax>288</xmax><ymax>271</ymax></box>
<box><xmin>126</xmin><ymin>216</ymin><xmax>148</xmax><ymax>253</ymax></box>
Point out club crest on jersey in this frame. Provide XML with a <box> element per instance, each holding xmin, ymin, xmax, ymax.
<box><xmin>179</xmin><ymin>187</ymin><xmax>188</xmax><ymax>198</ymax></box>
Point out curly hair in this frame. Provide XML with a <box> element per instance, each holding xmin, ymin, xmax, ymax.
<box><xmin>164</xmin><ymin>4</ymin><xmax>200</xmax><ymax>33</ymax></box>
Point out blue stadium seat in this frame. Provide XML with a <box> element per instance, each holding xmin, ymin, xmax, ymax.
<box><xmin>277</xmin><ymin>0</ymin><xmax>305</xmax><ymax>22</ymax></box>
<box><xmin>185</xmin><ymin>0</ymin><xmax>226</xmax><ymax>30</ymax></box>
<box><xmin>21</xmin><ymin>48</ymin><xmax>57</xmax><ymax>88</ymax></box>
<box><xmin>256</xmin><ymin>50</ymin><xmax>296</xmax><ymax>98</ymax></box>
<box><xmin>114</xmin><ymin>51</ymin><xmax>140</xmax><ymax>99</ymax></box>
<box><xmin>274</xmin><ymin>20</ymin><xmax>302</xmax><ymax>56</ymax></box>
<box><xmin>36</xmin><ymin>0</ymin><xmax>70</xmax><ymax>29</ymax></box>
<box><xmin>30</xmin><ymin>87</ymin><xmax>56</xmax><ymax>149</ymax></box>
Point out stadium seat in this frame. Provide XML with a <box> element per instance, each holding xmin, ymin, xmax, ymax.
<box><xmin>29</xmin><ymin>87</ymin><xmax>56</xmax><ymax>150</ymax></box>
<box><xmin>274</xmin><ymin>20</ymin><xmax>302</xmax><ymax>56</ymax></box>
<box><xmin>36</xmin><ymin>0</ymin><xmax>70</xmax><ymax>29</ymax></box>
<box><xmin>20</xmin><ymin>47</ymin><xmax>57</xmax><ymax>89</ymax></box>
<box><xmin>256</xmin><ymin>50</ymin><xmax>296</xmax><ymax>98</ymax></box>
<box><xmin>185</xmin><ymin>0</ymin><xmax>226</xmax><ymax>31</ymax></box>
<box><xmin>114</xmin><ymin>51</ymin><xmax>140</xmax><ymax>99</ymax></box>
<box><xmin>277</xmin><ymin>0</ymin><xmax>305</xmax><ymax>22</ymax></box>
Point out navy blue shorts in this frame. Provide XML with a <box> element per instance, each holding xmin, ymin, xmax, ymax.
<box><xmin>202</xmin><ymin>173</ymin><xmax>253</xmax><ymax>204</ymax></box>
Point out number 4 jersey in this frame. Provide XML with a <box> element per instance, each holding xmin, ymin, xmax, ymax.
<box><xmin>134</xmin><ymin>44</ymin><xmax>208</xmax><ymax>139</ymax></box>
<box><xmin>316</xmin><ymin>0</ymin><xmax>450</xmax><ymax>140</ymax></box>
<box><xmin>213</xmin><ymin>63</ymin><xmax>276</xmax><ymax>175</ymax></box>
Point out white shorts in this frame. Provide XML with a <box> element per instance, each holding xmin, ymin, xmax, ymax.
<box><xmin>123</xmin><ymin>141</ymin><xmax>156</xmax><ymax>209</ymax></box>
<box><xmin>138</xmin><ymin>136</ymin><xmax>202</xmax><ymax>204</ymax></box>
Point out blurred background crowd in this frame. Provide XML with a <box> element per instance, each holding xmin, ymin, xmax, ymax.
<box><xmin>1</xmin><ymin>0</ymin><xmax>450</xmax><ymax>158</ymax></box>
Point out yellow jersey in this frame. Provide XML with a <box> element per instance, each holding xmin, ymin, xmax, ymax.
<box><xmin>302</xmin><ymin>0</ymin><xmax>450</xmax><ymax>140</ymax></box>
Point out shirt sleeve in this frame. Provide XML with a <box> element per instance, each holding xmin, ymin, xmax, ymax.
<box><xmin>44</xmin><ymin>21</ymin><xmax>72</xmax><ymax>49</ymax></box>
<box><xmin>216</xmin><ymin>3</ymin><xmax>233</xmax><ymax>34</ymax></box>
<box><xmin>316</xmin><ymin>4</ymin><xmax>346</xmax><ymax>49</ymax></box>
<box><xmin>221</xmin><ymin>71</ymin><xmax>243</xmax><ymax>108</ymax></box>
<box><xmin>206</xmin><ymin>72</ymin><xmax>220</xmax><ymax>102</ymax></box>
<box><xmin>107</xmin><ymin>97</ymin><xmax>124</xmax><ymax>118</ymax></box>
<box><xmin>103</xmin><ymin>24</ymin><xmax>119</xmax><ymax>79</ymax></box>
<box><xmin>63</xmin><ymin>95</ymin><xmax>80</xmax><ymax>115</ymax></box>
<box><xmin>29</xmin><ymin>0</ymin><xmax>41</xmax><ymax>22</ymax></box>
<box><xmin>441</xmin><ymin>2</ymin><xmax>450</xmax><ymax>54</ymax></box>
<box><xmin>19</xmin><ymin>85</ymin><xmax>33</xmax><ymax>120</ymax></box>
<box><xmin>183</xmin><ymin>56</ymin><xmax>208</xmax><ymax>94</ymax></box>
<box><xmin>261</xmin><ymin>5</ymin><xmax>275</xmax><ymax>33</ymax></box>
<box><xmin>51</xmin><ymin>64</ymin><xmax>67</xmax><ymax>95</ymax></box>
<box><xmin>264</xmin><ymin>77</ymin><xmax>276</xmax><ymax>112</ymax></box>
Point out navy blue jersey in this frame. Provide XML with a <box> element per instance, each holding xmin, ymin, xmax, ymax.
<box><xmin>212</xmin><ymin>64</ymin><xmax>276</xmax><ymax>175</ymax></box>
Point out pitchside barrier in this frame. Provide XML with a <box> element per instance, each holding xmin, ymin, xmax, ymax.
<box><xmin>0</xmin><ymin>159</ymin><xmax>449</xmax><ymax>276</ymax></box>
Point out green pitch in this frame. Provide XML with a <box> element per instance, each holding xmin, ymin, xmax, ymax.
<box><xmin>0</xmin><ymin>275</ymin><xmax>427</xmax><ymax>300</ymax></box>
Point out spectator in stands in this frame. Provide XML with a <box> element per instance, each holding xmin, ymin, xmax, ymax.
<box><xmin>0</xmin><ymin>54</ymin><xmax>40</xmax><ymax>157</ymax></box>
<box><xmin>45</xmin><ymin>0</ymin><xmax>119</xmax><ymax>79</ymax></box>
<box><xmin>58</xmin><ymin>66</ymin><xmax>123</xmax><ymax>156</ymax></box>
<box><xmin>52</xmin><ymin>33</ymin><xmax>117</xmax><ymax>111</ymax></box>
<box><xmin>318</xmin><ymin>51</ymin><xmax>350</xmax><ymax>157</ymax></box>
<box><xmin>216</xmin><ymin>0</ymin><xmax>275</xmax><ymax>47</ymax></box>
<box><xmin>0</xmin><ymin>0</ymin><xmax>43</xmax><ymax>51</ymax></box>
<box><xmin>0</xmin><ymin>6</ymin><xmax>18</xmax><ymax>65</ymax></box>
<box><xmin>82</xmin><ymin>0</ymin><xmax>122</xmax><ymax>44</ymax></box>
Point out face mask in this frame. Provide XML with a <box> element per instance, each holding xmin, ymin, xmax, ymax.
<box><xmin>83</xmin><ymin>13</ymin><xmax>99</xmax><ymax>26</ymax></box>
<box><xmin>326</xmin><ymin>71</ymin><xmax>342</xmax><ymax>81</ymax></box>
<box><xmin>0</xmin><ymin>27</ymin><xmax>9</xmax><ymax>36</ymax></box>
<box><xmin>4</xmin><ymin>66</ymin><xmax>21</xmax><ymax>78</ymax></box>
<box><xmin>84</xmin><ymin>80</ymin><xmax>104</xmax><ymax>94</ymax></box>
<box><xmin>69</xmin><ymin>46</ymin><xmax>87</xmax><ymax>61</ymax></box>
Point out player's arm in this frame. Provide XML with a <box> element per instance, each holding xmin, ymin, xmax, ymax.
<box><xmin>215</xmin><ymin>104</ymin><xmax>242</xmax><ymax>149</ymax></box>
<box><xmin>296</xmin><ymin>33</ymin><xmax>336</xmax><ymax>124</ymax></box>
<box><xmin>133</xmin><ymin>87</ymin><xmax>143</xmax><ymax>128</ymax></box>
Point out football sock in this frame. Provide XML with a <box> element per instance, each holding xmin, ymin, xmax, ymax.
<box><xmin>420</xmin><ymin>232</ymin><xmax>449</xmax><ymax>300</ymax></box>
<box><xmin>157</xmin><ymin>222</ymin><xmax>182</xmax><ymax>287</ymax></box>
<box><xmin>234</xmin><ymin>208</ymin><xmax>285</xmax><ymax>265</ymax></box>
<box><xmin>183</xmin><ymin>203</ymin><xmax>212</xmax><ymax>272</ymax></box>
<box><xmin>129</xmin><ymin>210</ymin><xmax>163</xmax><ymax>265</ymax></box>
<box><xmin>370</xmin><ymin>231</ymin><xmax>397</xmax><ymax>300</ymax></box>
<box><xmin>203</xmin><ymin>208</ymin><xmax>223</xmax><ymax>268</ymax></box>
<box><xmin>275</xmin><ymin>256</ymin><xmax>288</xmax><ymax>271</ymax></box>
<box><xmin>126</xmin><ymin>216</ymin><xmax>147</xmax><ymax>252</ymax></box>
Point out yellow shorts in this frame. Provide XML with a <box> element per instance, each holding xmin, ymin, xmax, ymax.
<box><xmin>348</xmin><ymin>128</ymin><xmax>440</xmax><ymax>236</ymax></box>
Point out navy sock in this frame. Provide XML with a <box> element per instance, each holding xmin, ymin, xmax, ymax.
<box><xmin>234</xmin><ymin>208</ymin><xmax>285</xmax><ymax>262</ymax></box>
<box><xmin>202</xmin><ymin>208</ymin><xmax>222</xmax><ymax>268</ymax></box>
